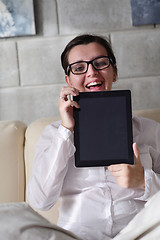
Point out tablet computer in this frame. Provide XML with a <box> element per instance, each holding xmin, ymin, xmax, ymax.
<box><xmin>73</xmin><ymin>90</ymin><xmax>134</xmax><ymax>167</ymax></box>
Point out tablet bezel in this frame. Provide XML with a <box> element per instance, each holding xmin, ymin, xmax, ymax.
<box><xmin>73</xmin><ymin>90</ymin><xmax>134</xmax><ymax>167</ymax></box>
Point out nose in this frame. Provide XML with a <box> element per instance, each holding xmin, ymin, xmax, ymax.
<box><xmin>86</xmin><ymin>63</ymin><xmax>97</xmax><ymax>76</ymax></box>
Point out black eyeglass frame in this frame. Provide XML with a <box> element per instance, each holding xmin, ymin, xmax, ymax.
<box><xmin>67</xmin><ymin>56</ymin><xmax>112</xmax><ymax>76</ymax></box>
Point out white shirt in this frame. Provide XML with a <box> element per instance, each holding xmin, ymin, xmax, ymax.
<box><xmin>27</xmin><ymin>115</ymin><xmax>160</xmax><ymax>240</ymax></box>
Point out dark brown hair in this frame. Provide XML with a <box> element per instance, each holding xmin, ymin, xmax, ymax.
<box><xmin>61</xmin><ymin>34</ymin><xmax>117</xmax><ymax>76</ymax></box>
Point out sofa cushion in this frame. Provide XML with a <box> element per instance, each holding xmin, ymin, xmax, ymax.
<box><xmin>134</xmin><ymin>108</ymin><xmax>160</xmax><ymax>123</ymax></box>
<box><xmin>0</xmin><ymin>120</ymin><xmax>26</xmax><ymax>203</ymax></box>
<box><xmin>24</xmin><ymin>109</ymin><xmax>160</xmax><ymax>224</ymax></box>
<box><xmin>25</xmin><ymin>117</ymin><xmax>60</xmax><ymax>224</ymax></box>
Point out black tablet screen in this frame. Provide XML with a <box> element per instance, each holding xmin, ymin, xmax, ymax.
<box><xmin>73</xmin><ymin>90</ymin><xmax>134</xmax><ymax>167</ymax></box>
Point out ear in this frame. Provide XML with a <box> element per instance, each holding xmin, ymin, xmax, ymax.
<box><xmin>113</xmin><ymin>65</ymin><xmax>117</xmax><ymax>82</ymax></box>
<box><xmin>113</xmin><ymin>73</ymin><xmax>117</xmax><ymax>82</ymax></box>
<box><xmin>65</xmin><ymin>75</ymin><xmax>72</xmax><ymax>87</ymax></box>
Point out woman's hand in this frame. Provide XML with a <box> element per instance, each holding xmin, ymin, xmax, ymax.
<box><xmin>58</xmin><ymin>86</ymin><xmax>80</xmax><ymax>132</ymax></box>
<box><xmin>108</xmin><ymin>143</ymin><xmax>145</xmax><ymax>189</ymax></box>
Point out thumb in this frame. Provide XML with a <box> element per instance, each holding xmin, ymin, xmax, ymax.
<box><xmin>133</xmin><ymin>142</ymin><xmax>140</xmax><ymax>164</ymax></box>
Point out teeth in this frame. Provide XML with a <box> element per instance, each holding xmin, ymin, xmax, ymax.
<box><xmin>87</xmin><ymin>81</ymin><xmax>102</xmax><ymax>88</ymax></box>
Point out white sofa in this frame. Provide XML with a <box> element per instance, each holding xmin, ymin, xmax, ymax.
<box><xmin>1</xmin><ymin>109</ymin><xmax>160</xmax><ymax>225</ymax></box>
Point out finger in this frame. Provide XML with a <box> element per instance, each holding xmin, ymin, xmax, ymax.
<box><xmin>60</xmin><ymin>87</ymin><xmax>79</xmax><ymax>100</ymax></box>
<box><xmin>108</xmin><ymin>163</ymin><xmax>126</xmax><ymax>172</ymax></box>
<box><xmin>60</xmin><ymin>99</ymin><xmax>80</xmax><ymax>109</ymax></box>
<box><xmin>69</xmin><ymin>100</ymin><xmax>80</xmax><ymax>109</ymax></box>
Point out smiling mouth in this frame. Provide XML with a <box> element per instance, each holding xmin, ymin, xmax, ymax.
<box><xmin>86</xmin><ymin>81</ymin><xmax>103</xmax><ymax>89</ymax></box>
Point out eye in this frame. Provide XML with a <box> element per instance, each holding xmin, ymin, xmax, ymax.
<box><xmin>94</xmin><ymin>58</ymin><xmax>109</xmax><ymax>68</ymax></box>
<box><xmin>72</xmin><ymin>63</ymin><xmax>86</xmax><ymax>73</ymax></box>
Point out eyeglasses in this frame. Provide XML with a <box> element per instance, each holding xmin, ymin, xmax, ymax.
<box><xmin>67</xmin><ymin>56</ymin><xmax>111</xmax><ymax>75</ymax></box>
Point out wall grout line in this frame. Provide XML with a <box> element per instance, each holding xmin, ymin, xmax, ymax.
<box><xmin>55</xmin><ymin>0</ymin><xmax>60</xmax><ymax>35</ymax></box>
<box><xmin>15</xmin><ymin>42</ymin><xmax>21</xmax><ymax>87</ymax></box>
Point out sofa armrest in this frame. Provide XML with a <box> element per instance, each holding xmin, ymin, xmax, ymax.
<box><xmin>0</xmin><ymin>120</ymin><xmax>26</xmax><ymax>203</ymax></box>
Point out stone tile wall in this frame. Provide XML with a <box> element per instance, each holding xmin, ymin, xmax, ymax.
<box><xmin>0</xmin><ymin>0</ymin><xmax>160</xmax><ymax>124</ymax></box>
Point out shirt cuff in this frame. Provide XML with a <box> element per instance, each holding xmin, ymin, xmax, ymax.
<box><xmin>138</xmin><ymin>168</ymin><xmax>153</xmax><ymax>201</ymax></box>
<box><xmin>58</xmin><ymin>124</ymin><xmax>74</xmax><ymax>141</ymax></box>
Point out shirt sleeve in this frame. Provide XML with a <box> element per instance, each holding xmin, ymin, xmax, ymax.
<box><xmin>26</xmin><ymin>122</ymin><xmax>75</xmax><ymax>210</ymax></box>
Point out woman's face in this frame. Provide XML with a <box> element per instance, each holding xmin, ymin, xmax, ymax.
<box><xmin>65</xmin><ymin>42</ymin><xmax>116</xmax><ymax>92</ymax></box>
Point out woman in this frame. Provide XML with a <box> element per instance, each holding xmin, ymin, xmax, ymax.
<box><xmin>27</xmin><ymin>34</ymin><xmax>160</xmax><ymax>240</ymax></box>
